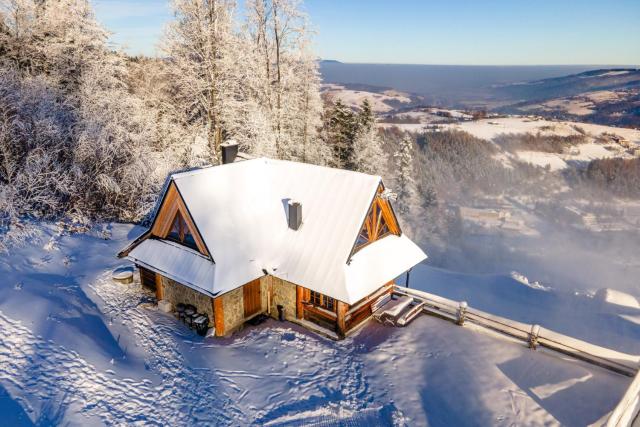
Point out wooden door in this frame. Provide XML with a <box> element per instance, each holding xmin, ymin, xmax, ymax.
<box><xmin>139</xmin><ymin>267</ymin><xmax>157</xmax><ymax>291</ymax></box>
<box><xmin>243</xmin><ymin>280</ymin><xmax>261</xmax><ymax>318</ymax></box>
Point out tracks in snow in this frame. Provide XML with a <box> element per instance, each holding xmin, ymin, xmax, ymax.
<box><xmin>0</xmin><ymin>271</ymin><xmax>394</xmax><ymax>425</ymax></box>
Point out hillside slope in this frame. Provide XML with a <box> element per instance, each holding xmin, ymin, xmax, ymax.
<box><xmin>0</xmin><ymin>223</ymin><xmax>633</xmax><ymax>425</ymax></box>
<box><xmin>497</xmin><ymin>69</ymin><xmax>640</xmax><ymax>127</ymax></box>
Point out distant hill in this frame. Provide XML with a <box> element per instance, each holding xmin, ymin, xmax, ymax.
<box><xmin>318</xmin><ymin>62</ymin><xmax>599</xmax><ymax>107</ymax></box>
<box><xmin>497</xmin><ymin>69</ymin><xmax>640</xmax><ymax>127</ymax></box>
<box><xmin>495</xmin><ymin>68</ymin><xmax>640</xmax><ymax>100</ymax></box>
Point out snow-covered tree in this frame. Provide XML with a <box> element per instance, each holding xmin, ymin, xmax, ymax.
<box><xmin>357</xmin><ymin>98</ymin><xmax>375</xmax><ymax>130</ymax></box>
<box><xmin>0</xmin><ymin>0</ymin><xmax>173</xmax><ymax>228</ymax></box>
<box><xmin>392</xmin><ymin>135</ymin><xmax>422</xmax><ymax>235</ymax></box>
<box><xmin>326</xmin><ymin>99</ymin><xmax>358</xmax><ymax>169</ymax></box>
<box><xmin>353</xmin><ymin>125</ymin><xmax>387</xmax><ymax>177</ymax></box>
<box><xmin>162</xmin><ymin>0</ymin><xmax>240</xmax><ymax>163</ymax></box>
<box><xmin>0</xmin><ymin>0</ymin><xmax>109</xmax><ymax>94</ymax></box>
<box><xmin>72</xmin><ymin>58</ymin><xmax>164</xmax><ymax>221</ymax></box>
<box><xmin>351</xmin><ymin>99</ymin><xmax>388</xmax><ymax>177</ymax></box>
<box><xmin>243</xmin><ymin>0</ymin><xmax>324</xmax><ymax>162</ymax></box>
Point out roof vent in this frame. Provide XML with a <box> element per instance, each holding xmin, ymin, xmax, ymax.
<box><xmin>288</xmin><ymin>201</ymin><xmax>302</xmax><ymax>230</ymax></box>
<box><xmin>221</xmin><ymin>140</ymin><xmax>238</xmax><ymax>164</ymax></box>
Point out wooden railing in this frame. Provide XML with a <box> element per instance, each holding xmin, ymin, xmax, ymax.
<box><xmin>392</xmin><ymin>285</ymin><xmax>640</xmax><ymax>425</ymax></box>
<box><xmin>393</xmin><ymin>286</ymin><xmax>640</xmax><ymax>376</ymax></box>
<box><xmin>607</xmin><ymin>370</ymin><xmax>640</xmax><ymax>427</ymax></box>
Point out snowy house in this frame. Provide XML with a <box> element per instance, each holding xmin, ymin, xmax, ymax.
<box><xmin>118</xmin><ymin>152</ymin><xmax>426</xmax><ymax>339</ymax></box>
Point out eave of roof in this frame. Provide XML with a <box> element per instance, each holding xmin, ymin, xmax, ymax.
<box><xmin>127</xmin><ymin>238</ymin><xmax>218</xmax><ymax>297</ymax></box>
<box><xmin>119</xmin><ymin>158</ymin><xmax>428</xmax><ymax>304</ymax></box>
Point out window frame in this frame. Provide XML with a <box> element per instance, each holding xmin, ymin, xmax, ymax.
<box><xmin>166</xmin><ymin>211</ymin><xmax>199</xmax><ymax>251</ymax></box>
<box><xmin>309</xmin><ymin>290</ymin><xmax>336</xmax><ymax>312</ymax></box>
<box><xmin>353</xmin><ymin>197</ymin><xmax>396</xmax><ymax>253</ymax></box>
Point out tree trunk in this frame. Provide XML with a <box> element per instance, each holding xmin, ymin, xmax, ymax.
<box><xmin>273</xmin><ymin>1</ymin><xmax>282</xmax><ymax>158</ymax></box>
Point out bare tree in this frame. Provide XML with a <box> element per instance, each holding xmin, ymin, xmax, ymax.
<box><xmin>162</xmin><ymin>0</ymin><xmax>239</xmax><ymax>162</ymax></box>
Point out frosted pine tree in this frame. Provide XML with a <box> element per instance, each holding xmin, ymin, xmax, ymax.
<box><xmin>393</xmin><ymin>135</ymin><xmax>422</xmax><ymax>236</ymax></box>
<box><xmin>353</xmin><ymin>125</ymin><xmax>387</xmax><ymax>177</ymax></box>
<box><xmin>290</xmin><ymin>50</ymin><xmax>328</xmax><ymax>165</ymax></box>
<box><xmin>352</xmin><ymin>99</ymin><xmax>387</xmax><ymax>177</ymax></box>
<box><xmin>327</xmin><ymin>100</ymin><xmax>357</xmax><ymax>169</ymax></box>
<box><xmin>357</xmin><ymin>98</ymin><xmax>375</xmax><ymax>130</ymax></box>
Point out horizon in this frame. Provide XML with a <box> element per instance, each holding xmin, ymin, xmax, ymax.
<box><xmin>92</xmin><ymin>0</ymin><xmax>640</xmax><ymax>66</ymax></box>
<box><xmin>318</xmin><ymin>60</ymin><xmax>638</xmax><ymax>67</ymax></box>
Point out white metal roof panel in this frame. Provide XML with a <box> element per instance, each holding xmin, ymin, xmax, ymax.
<box><xmin>127</xmin><ymin>239</ymin><xmax>217</xmax><ymax>296</ymax></box>
<box><xmin>344</xmin><ymin>234</ymin><xmax>427</xmax><ymax>303</ymax></box>
<box><xmin>131</xmin><ymin>158</ymin><xmax>427</xmax><ymax>304</ymax></box>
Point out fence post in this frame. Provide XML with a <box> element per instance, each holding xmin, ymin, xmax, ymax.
<box><xmin>457</xmin><ymin>301</ymin><xmax>468</xmax><ymax>326</ymax></box>
<box><xmin>529</xmin><ymin>324</ymin><xmax>540</xmax><ymax>349</ymax></box>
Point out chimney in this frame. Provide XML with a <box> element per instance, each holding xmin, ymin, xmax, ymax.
<box><xmin>288</xmin><ymin>200</ymin><xmax>302</xmax><ymax>230</ymax></box>
<box><xmin>221</xmin><ymin>140</ymin><xmax>239</xmax><ymax>164</ymax></box>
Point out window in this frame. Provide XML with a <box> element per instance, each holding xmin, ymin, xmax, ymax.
<box><xmin>354</xmin><ymin>196</ymin><xmax>398</xmax><ymax>253</ymax></box>
<box><xmin>310</xmin><ymin>290</ymin><xmax>321</xmax><ymax>306</ymax></box>
<box><xmin>166</xmin><ymin>211</ymin><xmax>199</xmax><ymax>251</ymax></box>
<box><xmin>309</xmin><ymin>291</ymin><xmax>336</xmax><ymax>311</ymax></box>
<box><xmin>325</xmin><ymin>296</ymin><xmax>336</xmax><ymax>311</ymax></box>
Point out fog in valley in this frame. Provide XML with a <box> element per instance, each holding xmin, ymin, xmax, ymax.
<box><xmin>388</xmin><ymin>126</ymin><xmax>640</xmax><ymax>298</ymax></box>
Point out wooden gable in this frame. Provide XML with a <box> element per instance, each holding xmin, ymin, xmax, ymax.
<box><xmin>349</xmin><ymin>183</ymin><xmax>401</xmax><ymax>258</ymax></box>
<box><xmin>150</xmin><ymin>181</ymin><xmax>210</xmax><ymax>257</ymax></box>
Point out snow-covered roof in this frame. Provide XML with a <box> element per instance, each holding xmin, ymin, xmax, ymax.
<box><xmin>128</xmin><ymin>239</ymin><xmax>216</xmax><ymax>296</ymax></box>
<box><xmin>344</xmin><ymin>234</ymin><xmax>426</xmax><ymax>302</ymax></box>
<box><xmin>126</xmin><ymin>158</ymin><xmax>427</xmax><ymax>304</ymax></box>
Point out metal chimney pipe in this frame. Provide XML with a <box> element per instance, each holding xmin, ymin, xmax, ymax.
<box><xmin>288</xmin><ymin>201</ymin><xmax>302</xmax><ymax>230</ymax></box>
<box><xmin>221</xmin><ymin>140</ymin><xmax>239</xmax><ymax>164</ymax></box>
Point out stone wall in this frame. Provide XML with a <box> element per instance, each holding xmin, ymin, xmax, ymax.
<box><xmin>268</xmin><ymin>276</ymin><xmax>297</xmax><ymax>321</ymax></box>
<box><xmin>219</xmin><ymin>287</ymin><xmax>244</xmax><ymax>335</ymax></box>
<box><xmin>159</xmin><ymin>274</ymin><xmax>298</xmax><ymax>336</ymax></box>
<box><xmin>160</xmin><ymin>276</ymin><xmax>214</xmax><ymax>327</ymax></box>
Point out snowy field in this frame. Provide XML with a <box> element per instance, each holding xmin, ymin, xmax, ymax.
<box><xmin>381</xmin><ymin>115</ymin><xmax>640</xmax><ymax>173</ymax></box>
<box><xmin>443</xmin><ymin>117</ymin><xmax>640</xmax><ymax>145</ymax></box>
<box><xmin>321</xmin><ymin>84</ymin><xmax>413</xmax><ymax>113</ymax></box>
<box><xmin>0</xmin><ymin>223</ymin><xmax>636</xmax><ymax>426</ymax></box>
<box><xmin>382</xmin><ymin>116</ymin><xmax>640</xmax><ymax>145</ymax></box>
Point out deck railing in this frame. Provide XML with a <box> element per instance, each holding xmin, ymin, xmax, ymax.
<box><xmin>391</xmin><ymin>285</ymin><xmax>640</xmax><ymax>426</ymax></box>
<box><xmin>607</xmin><ymin>370</ymin><xmax>640</xmax><ymax>427</ymax></box>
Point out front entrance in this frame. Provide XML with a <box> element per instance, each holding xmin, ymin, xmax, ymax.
<box><xmin>243</xmin><ymin>279</ymin><xmax>261</xmax><ymax>318</ymax></box>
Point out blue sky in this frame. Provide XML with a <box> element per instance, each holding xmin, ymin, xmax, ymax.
<box><xmin>93</xmin><ymin>0</ymin><xmax>640</xmax><ymax>65</ymax></box>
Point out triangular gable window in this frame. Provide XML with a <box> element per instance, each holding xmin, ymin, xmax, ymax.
<box><xmin>166</xmin><ymin>210</ymin><xmax>198</xmax><ymax>251</ymax></box>
<box><xmin>353</xmin><ymin>193</ymin><xmax>399</xmax><ymax>254</ymax></box>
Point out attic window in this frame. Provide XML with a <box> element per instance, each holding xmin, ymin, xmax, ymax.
<box><xmin>166</xmin><ymin>210</ymin><xmax>198</xmax><ymax>251</ymax></box>
<box><xmin>353</xmin><ymin>191</ymin><xmax>400</xmax><ymax>254</ymax></box>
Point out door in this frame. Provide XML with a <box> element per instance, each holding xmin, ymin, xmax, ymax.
<box><xmin>139</xmin><ymin>267</ymin><xmax>157</xmax><ymax>291</ymax></box>
<box><xmin>243</xmin><ymin>279</ymin><xmax>262</xmax><ymax>318</ymax></box>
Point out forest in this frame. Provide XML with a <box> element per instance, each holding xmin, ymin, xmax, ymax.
<box><xmin>0</xmin><ymin>0</ymin><xmax>418</xmax><ymax>250</ymax></box>
<box><xmin>1</xmin><ymin>0</ymin><xmax>638</xmax><ymax>254</ymax></box>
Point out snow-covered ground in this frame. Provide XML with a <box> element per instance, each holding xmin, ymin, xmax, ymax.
<box><xmin>322</xmin><ymin>84</ymin><xmax>412</xmax><ymax>113</ymax></box>
<box><xmin>442</xmin><ymin>117</ymin><xmax>640</xmax><ymax>145</ymax></box>
<box><xmin>382</xmin><ymin>115</ymin><xmax>640</xmax><ymax>172</ymax></box>
<box><xmin>0</xmin><ymin>223</ymin><xmax>635</xmax><ymax>425</ymax></box>
<box><xmin>382</xmin><ymin>115</ymin><xmax>640</xmax><ymax>144</ymax></box>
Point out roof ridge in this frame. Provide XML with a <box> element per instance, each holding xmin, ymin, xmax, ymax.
<box><xmin>266</xmin><ymin>158</ymin><xmax>383</xmax><ymax>181</ymax></box>
<box><xmin>171</xmin><ymin>158</ymin><xmax>266</xmax><ymax>180</ymax></box>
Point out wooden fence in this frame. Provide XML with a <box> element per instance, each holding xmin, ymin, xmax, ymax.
<box><xmin>391</xmin><ymin>285</ymin><xmax>640</xmax><ymax>426</ymax></box>
<box><xmin>607</xmin><ymin>370</ymin><xmax>640</xmax><ymax>427</ymax></box>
